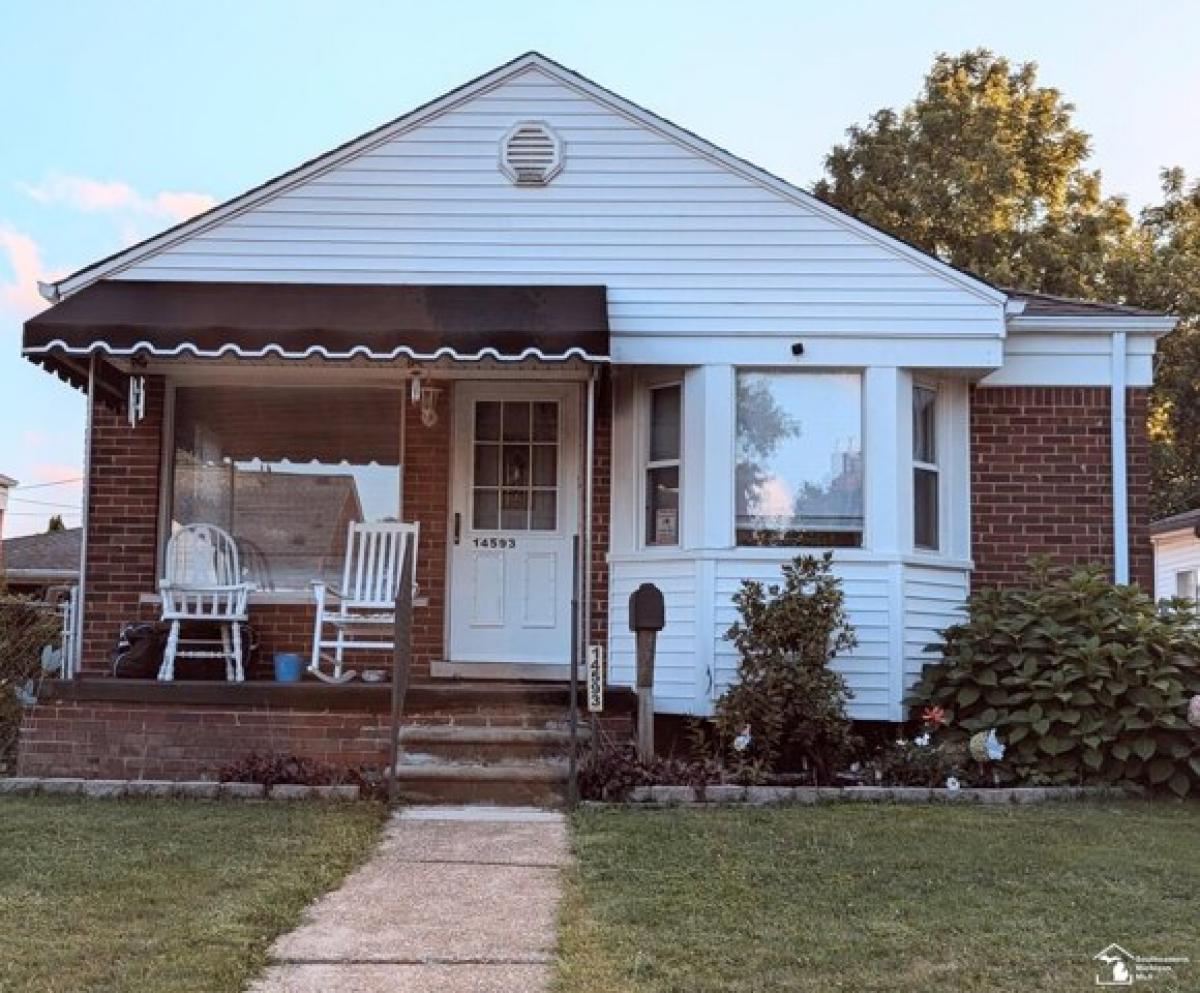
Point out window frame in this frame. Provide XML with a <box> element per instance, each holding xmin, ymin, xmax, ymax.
<box><xmin>642</xmin><ymin>379</ymin><xmax>683</xmax><ymax>548</ymax></box>
<box><xmin>732</xmin><ymin>367</ymin><xmax>865</xmax><ymax>548</ymax></box>
<box><xmin>1175</xmin><ymin>568</ymin><xmax>1200</xmax><ymax>604</ymax></box>
<box><xmin>912</xmin><ymin>381</ymin><xmax>940</xmax><ymax>552</ymax></box>
<box><xmin>158</xmin><ymin>381</ymin><xmax>406</xmax><ymax>597</ymax></box>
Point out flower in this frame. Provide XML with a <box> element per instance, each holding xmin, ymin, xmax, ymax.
<box><xmin>945</xmin><ymin>776</ymin><xmax>961</xmax><ymax>791</ymax></box>
<box><xmin>922</xmin><ymin>706</ymin><xmax>947</xmax><ymax>727</ymax></box>
<box><xmin>914</xmin><ymin>733</ymin><xmax>931</xmax><ymax>748</ymax></box>
<box><xmin>984</xmin><ymin>729</ymin><xmax>1005</xmax><ymax>761</ymax></box>
<box><xmin>1188</xmin><ymin>695</ymin><xmax>1200</xmax><ymax>729</ymax></box>
<box><xmin>732</xmin><ymin>725</ymin><xmax>752</xmax><ymax>753</ymax></box>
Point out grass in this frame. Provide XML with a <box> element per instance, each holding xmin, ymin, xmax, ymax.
<box><xmin>558</xmin><ymin>801</ymin><xmax>1200</xmax><ymax>993</ymax></box>
<box><xmin>0</xmin><ymin>797</ymin><xmax>386</xmax><ymax>993</ymax></box>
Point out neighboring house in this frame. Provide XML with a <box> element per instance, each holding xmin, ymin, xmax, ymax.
<box><xmin>0</xmin><ymin>526</ymin><xmax>81</xmax><ymax>598</ymax></box>
<box><xmin>0</xmin><ymin>475</ymin><xmax>15</xmax><ymax>575</ymax></box>
<box><xmin>1150</xmin><ymin>510</ymin><xmax>1200</xmax><ymax>604</ymax></box>
<box><xmin>15</xmin><ymin>53</ymin><xmax>1175</xmax><ymax>783</ymax></box>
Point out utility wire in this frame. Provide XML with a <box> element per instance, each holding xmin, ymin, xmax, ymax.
<box><xmin>9</xmin><ymin>497</ymin><xmax>82</xmax><ymax>509</ymax></box>
<box><xmin>12</xmin><ymin>477</ymin><xmax>83</xmax><ymax>491</ymax></box>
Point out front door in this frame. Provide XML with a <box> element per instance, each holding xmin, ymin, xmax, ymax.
<box><xmin>447</xmin><ymin>382</ymin><xmax>579</xmax><ymax>670</ymax></box>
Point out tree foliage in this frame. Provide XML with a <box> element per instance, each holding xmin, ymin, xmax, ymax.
<box><xmin>814</xmin><ymin>49</ymin><xmax>1200</xmax><ymax>517</ymax></box>
<box><xmin>813</xmin><ymin>49</ymin><xmax>1133</xmax><ymax>298</ymax></box>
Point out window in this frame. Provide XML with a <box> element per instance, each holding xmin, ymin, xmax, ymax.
<box><xmin>471</xmin><ymin>400</ymin><xmax>558</xmax><ymax>531</ymax></box>
<box><xmin>1177</xmin><ymin>569</ymin><xmax>1199</xmax><ymax>604</ymax></box>
<box><xmin>645</xmin><ymin>383</ymin><xmax>681</xmax><ymax>545</ymax></box>
<box><xmin>913</xmin><ymin>385</ymin><xmax>939</xmax><ymax>551</ymax></box>
<box><xmin>170</xmin><ymin>387</ymin><xmax>401</xmax><ymax>592</ymax></box>
<box><xmin>734</xmin><ymin>372</ymin><xmax>863</xmax><ymax>547</ymax></box>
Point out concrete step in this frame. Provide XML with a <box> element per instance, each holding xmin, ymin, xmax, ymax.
<box><xmin>398</xmin><ymin>725</ymin><xmax>586</xmax><ymax>764</ymax></box>
<box><xmin>392</xmin><ymin>758</ymin><xmax>569</xmax><ymax>807</ymax></box>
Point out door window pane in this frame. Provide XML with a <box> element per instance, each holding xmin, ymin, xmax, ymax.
<box><xmin>735</xmin><ymin>372</ymin><xmax>863</xmax><ymax>547</ymax></box>
<box><xmin>531</xmin><ymin>491</ymin><xmax>557</xmax><ymax>530</ymax></box>
<box><xmin>472</xmin><ymin>400</ymin><xmax>559</xmax><ymax>532</ymax></box>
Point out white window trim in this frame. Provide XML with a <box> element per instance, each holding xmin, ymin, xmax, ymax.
<box><xmin>642</xmin><ymin>378</ymin><xmax>684</xmax><ymax>549</ymax></box>
<box><xmin>913</xmin><ymin>381</ymin><xmax>941</xmax><ymax>552</ymax></box>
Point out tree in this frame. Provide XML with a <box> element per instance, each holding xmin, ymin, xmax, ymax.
<box><xmin>813</xmin><ymin>49</ymin><xmax>1134</xmax><ymax>297</ymax></box>
<box><xmin>1108</xmin><ymin>169</ymin><xmax>1200</xmax><ymax>517</ymax></box>
<box><xmin>46</xmin><ymin>515</ymin><xmax>65</xmax><ymax>533</ymax></box>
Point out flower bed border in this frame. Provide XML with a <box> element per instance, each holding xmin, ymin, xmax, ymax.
<box><xmin>623</xmin><ymin>784</ymin><xmax>1127</xmax><ymax>806</ymax></box>
<box><xmin>0</xmin><ymin>777</ymin><xmax>360</xmax><ymax>801</ymax></box>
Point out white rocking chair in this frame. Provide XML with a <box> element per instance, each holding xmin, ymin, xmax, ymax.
<box><xmin>309</xmin><ymin>521</ymin><xmax>419</xmax><ymax>684</ymax></box>
<box><xmin>157</xmin><ymin>523</ymin><xmax>253</xmax><ymax>682</ymax></box>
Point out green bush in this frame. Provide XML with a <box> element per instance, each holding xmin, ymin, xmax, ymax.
<box><xmin>911</xmin><ymin>560</ymin><xmax>1200</xmax><ymax>796</ymax></box>
<box><xmin>0</xmin><ymin>596</ymin><xmax>63</xmax><ymax>771</ymax></box>
<box><xmin>715</xmin><ymin>552</ymin><xmax>857</xmax><ymax>781</ymax></box>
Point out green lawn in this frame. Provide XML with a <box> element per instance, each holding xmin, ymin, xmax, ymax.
<box><xmin>558</xmin><ymin>802</ymin><xmax>1200</xmax><ymax>993</ymax></box>
<box><xmin>0</xmin><ymin>797</ymin><xmax>385</xmax><ymax>993</ymax></box>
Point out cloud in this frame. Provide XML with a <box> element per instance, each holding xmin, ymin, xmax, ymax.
<box><xmin>21</xmin><ymin>173</ymin><xmax>218</xmax><ymax>223</ymax></box>
<box><xmin>0</xmin><ymin>225</ymin><xmax>51</xmax><ymax>319</ymax></box>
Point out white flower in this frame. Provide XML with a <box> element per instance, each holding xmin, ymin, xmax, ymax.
<box><xmin>895</xmin><ymin>739</ymin><xmax>907</xmax><ymax>747</ymax></box>
<box><xmin>984</xmin><ymin>729</ymin><xmax>1005</xmax><ymax>762</ymax></box>
<box><xmin>914</xmin><ymin>733</ymin><xmax>931</xmax><ymax>748</ymax></box>
<box><xmin>1187</xmin><ymin>695</ymin><xmax>1200</xmax><ymax>729</ymax></box>
<box><xmin>945</xmin><ymin>776</ymin><xmax>961</xmax><ymax>791</ymax></box>
<box><xmin>732</xmin><ymin>725</ymin><xmax>752</xmax><ymax>753</ymax></box>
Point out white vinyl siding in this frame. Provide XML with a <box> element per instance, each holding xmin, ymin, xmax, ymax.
<box><xmin>1152</xmin><ymin>529</ymin><xmax>1200</xmax><ymax>603</ymax></box>
<box><xmin>113</xmin><ymin>69</ymin><xmax>1001</xmax><ymax>338</ymax></box>
<box><xmin>903</xmin><ymin>564</ymin><xmax>969</xmax><ymax>687</ymax></box>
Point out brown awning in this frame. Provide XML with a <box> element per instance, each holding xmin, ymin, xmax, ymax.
<box><xmin>24</xmin><ymin>281</ymin><xmax>611</xmax><ymax>398</ymax></box>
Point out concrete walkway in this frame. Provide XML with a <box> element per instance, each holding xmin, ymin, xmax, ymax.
<box><xmin>248</xmin><ymin>806</ymin><xmax>569</xmax><ymax>993</ymax></box>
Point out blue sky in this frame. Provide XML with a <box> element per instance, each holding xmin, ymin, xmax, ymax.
<box><xmin>2</xmin><ymin>0</ymin><xmax>1198</xmax><ymax>536</ymax></box>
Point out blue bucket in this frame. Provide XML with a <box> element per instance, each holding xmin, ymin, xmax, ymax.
<box><xmin>273</xmin><ymin>652</ymin><xmax>303</xmax><ymax>683</ymax></box>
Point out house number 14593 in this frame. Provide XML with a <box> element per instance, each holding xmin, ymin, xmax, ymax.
<box><xmin>473</xmin><ymin>537</ymin><xmax>516</xmax><ymax>549</ymax></box>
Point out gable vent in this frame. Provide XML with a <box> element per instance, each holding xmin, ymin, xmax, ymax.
<box><xmin>500</xmin><ymin>121</ymin><xmax>563</xmax><ymax>186</ymax></box>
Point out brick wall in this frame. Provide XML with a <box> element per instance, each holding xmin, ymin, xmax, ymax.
<box><xmin>18</xmin><ymin>700</ymin><xmax>391</xmax><ymax>780</ymax></box>
<box><xmin>589</xmin><ymin>374</ymin><xmax>611</xmax><ymax>646</ymax></box>
<box><xmin>82</xmin><ymin>378</ymin><xmax>165</xmax><ymax>671</ymax></box>
<box><xmin>970</xmin><ymin>386</ymin><xmax>1152</xmax><ymax>590</ymax></box>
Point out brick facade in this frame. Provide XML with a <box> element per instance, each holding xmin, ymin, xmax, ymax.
<box><xmin>970</xmin><ymin>385</ymin><xmax>1152</xmax><ymax>590</ymax></box>
<box><xmin>81</xmin><ymin>378</ymin><xmax>165</xmax><ymax>672</ymax></box>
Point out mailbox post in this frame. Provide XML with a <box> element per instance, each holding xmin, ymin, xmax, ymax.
<box><xmin>628</xmin><ymin>582</ymin><xmax>665</xmax><ymax>761</ymax></box>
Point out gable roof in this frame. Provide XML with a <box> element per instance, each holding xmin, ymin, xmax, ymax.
<box><xmin>44</xmin><ymin>52</ymin><xmax>1006</xmax><ymax>307</ymax></box>
<box><xmin>2</xmin><ymin>526</ymin><xmax>82</xmax><ymax>577</ymax></box>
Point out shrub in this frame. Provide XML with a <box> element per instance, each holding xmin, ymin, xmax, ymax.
<box><xmin>577</xmin><ymin>733</ymin><xmax>722</xmax><ymax>802</ymax></box>
<box><xmin>911</xmin><ymin>559</ymin><xmax>1200</xmax><ymax>796</ymax></box>
<box><xmin>0</xmin><ymin>596</ymin><xmax>63</xmax><ymax>771</ymax></box>
<box><xmin>714</xmin><ymin>552</ymin><xmax>858</xmax><ymax>780</ymax></box>
<box><xmin>216</xmin><ymin>751</ymin><xmax>384</xmax><ymax>797</ymax></box>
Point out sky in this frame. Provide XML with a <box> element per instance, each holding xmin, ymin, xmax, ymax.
<box><xmin>1</xmin><ymin>0</ymin><xmax>1198</xmax><ymax>537</ymax></box>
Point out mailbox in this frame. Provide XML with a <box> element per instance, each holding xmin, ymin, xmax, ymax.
<box><xmin>628</xmin><ymin>583</ymin><xmax>665</xmax><ymax>633</ymax></box>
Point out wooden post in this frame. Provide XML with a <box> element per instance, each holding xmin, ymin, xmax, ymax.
<box><xmin>628</xmin><ymin>583</ymin><xmax>665</xmax><ymax>762</ymax></box>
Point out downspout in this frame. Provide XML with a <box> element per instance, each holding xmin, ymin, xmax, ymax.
<box><xmin>75</xmin><ymin>355</ymin><xmax>96</xmax><ymax>676</ymax></box>
<box><xmin>583</xmin><ymin>369</ymin><xmax>597</xmax><ymax>665</ymax></box>
<box><xmin>1111</xmin><ymin>330</ymin><xmax>1129</xmax><ymax>584</ymax></box>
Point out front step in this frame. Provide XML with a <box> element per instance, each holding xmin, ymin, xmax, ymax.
<box><xmin>392</xmin><ymin>759</ymin><xmax>569</xmax><ymax>807</ymax></box>
<box><xmin>398</xmin><ymin>725</ymin><xmax>587</xmax><ymax>764</ymax></box>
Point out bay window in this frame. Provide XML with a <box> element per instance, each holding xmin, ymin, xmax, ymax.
<box><xmin>170</xmin><ymin>386</ymin><xmax>401</xmax><ymax>591</ymax></box>
<box><xmin>734</xmin><ymin>371</ymin><xmax>863</xmax><ymax>547</ymax></box>
<box><xmin>913</xmin><ymin>384</ymin><xmax>939</xmax><ymax>551</ymax></box>
<box><xmin>645</xmin><ymin>382</ymin><xmax>681</xmax><ymax>546</ymax></box>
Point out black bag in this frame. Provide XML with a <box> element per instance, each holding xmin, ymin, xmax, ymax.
<box><xmin>112</xmin><ymin>621</ymin><xmax>259</xmax><ymax>679</ymax></box>
<box><xmin>112</xmin><ymin>622</ymin><xmax>169</xmax><ymax>678</ymax></box>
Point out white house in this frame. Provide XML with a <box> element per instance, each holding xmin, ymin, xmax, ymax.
<box><xmin>17</xmin><ymin>53</ymin><xmax>1175</xmax><ymax>788</ymax></box>
<box><xmin>1151</xmin><ymin>510</ymin><xmax>1200</xmax><ymax>604</ymax></box>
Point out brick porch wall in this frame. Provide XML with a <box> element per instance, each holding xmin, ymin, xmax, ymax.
<box><xmin>81</xmin><ymin>378</ymin><xmax>165</xmax><ymax>672</ymax></box>
<box><xmin>970</xmin><ymin>386</ymin><xmax>1152</xmax><ymax>590</ymax></box>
